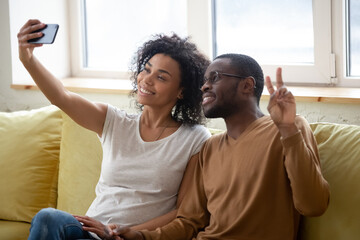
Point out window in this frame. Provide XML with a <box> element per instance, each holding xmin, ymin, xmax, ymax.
<box><xmin>212</xmin><ymin>0</ymin><xmax>332</xmax><ymax>85</ymax></box>
<box><xmin>69</xmin><ymin>0</ymin><xmax>212</xmax><ymax>79</ymax></box>
<box><xmin>69</xmin><ymin>0</ymin><xmax>359</xmax><ymax>87</ymax></box>
<box><xmin>69</xmin><ymin>0</ymin><xmax>192</xmax><ymax>78</ymax></box>
<box><xmin>332</xmin><ymin>0</ymin><xmax>359</xmax><ymax>87</ymax></box>
<box><xmin>346</xmin><ymin>0</ymin><xmax>360</xmax><ymax>77</ymax></box>
<box><xmin>84</xmin><ymin>0</ymin><xmax>187</xmax><ymax>72</ymax></box>
<box><xmin>214</xmin><ymin>0</ymin><xmax>314</xmax><ymax>65</ymax></box>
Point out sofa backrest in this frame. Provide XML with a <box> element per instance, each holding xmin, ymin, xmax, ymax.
<box><xmin>298</xmin><ymin>123</ymin><xmax>360</xmax><ymax>239</ymax></box>
<box><xmin>56</xmin><ymin>111</ymin><xmax>102</xmax><ymax>215</ymax></box>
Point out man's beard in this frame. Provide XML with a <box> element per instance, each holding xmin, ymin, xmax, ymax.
<box><xmin>203</xmin><ymin>102</ymin><xmax>237</xmax><ymax>119</ymax></box>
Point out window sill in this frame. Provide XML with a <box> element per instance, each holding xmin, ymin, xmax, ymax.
<box><xmin>11</xmin><ymin>77</ymin><xmax>360</xmax><ymax>104</ymax></box>
<box><xmin>261</xmin><ymin>86</ymin><xmax>360</xmax><ymax>104</ymax></box>
<box><xmin>11</xmin><ymin>77</ymin><xmax>133</xmax><ymax>94</ymax></box>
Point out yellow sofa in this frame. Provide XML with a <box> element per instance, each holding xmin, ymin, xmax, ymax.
<box><xmin>0</xmin><ymin>106</ymin><xmax>359</xmax><ymax>240</ymax></box>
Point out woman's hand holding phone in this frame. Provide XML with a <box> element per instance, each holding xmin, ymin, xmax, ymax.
<box><xmin>17</xmin><ymin>19</ymin><xmax>58</xmax><ymax>64</ymax></box>
<box><xmin>28</xmin><ymin>23</ymin><xmax>59</xmax><ymax>44</ymax></box>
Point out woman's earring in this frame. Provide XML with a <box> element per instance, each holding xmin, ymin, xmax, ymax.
<box><xmin>177</xmin><ymin>91</ymin><xmax>183</xmax><ymax>99</ymax></box>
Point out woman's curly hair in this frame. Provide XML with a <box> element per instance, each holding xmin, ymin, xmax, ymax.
<box><xmin>129</xmin><ymin>33</ymin><xmax>210</xmax><ymax>125</ymax></box>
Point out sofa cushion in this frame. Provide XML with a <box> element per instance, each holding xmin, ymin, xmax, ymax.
<box><xmin>0</xmin><ymin>106</ymin><xmax>62</xmax><ymax>223</ymax></box>
<box><xmin>0</xmin><ymin>220</ymin><xmax>31</xmax><ymax>240</ymax></box>
<box><xmin>57</xmin><ymin>112</ymin><xmax>102</xmax><ymax>215</ymax></box>
<box><xmin>299</xmin><ymin>123</ymin><xmax>360</xmax><ymax>239</ymax></box>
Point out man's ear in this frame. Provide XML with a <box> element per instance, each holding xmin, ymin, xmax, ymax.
<box><xmin>242</xmin><ymin>77</ymin><xmax>256</xmax><ymax>93</ymax></box>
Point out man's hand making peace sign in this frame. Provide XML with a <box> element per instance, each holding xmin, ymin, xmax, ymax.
<box><xmin>265</xmin><ymin>67</ymin><xmax>299</xmax><ymax>138</ymax></box>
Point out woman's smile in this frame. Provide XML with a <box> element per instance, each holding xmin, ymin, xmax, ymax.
<box><xmin>139</xmin><ymin>86</ymin><xmax>154</xmax><ymax>95</ymax></box>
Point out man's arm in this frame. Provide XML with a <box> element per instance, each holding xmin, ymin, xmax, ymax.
<box><xmin>265</xmin><ymin>68</ymin><xmax>330</xmax><ymax>216</ymax></box>
<box><xmin>130</xmin><ymin>153</ymin><xmax>200</xmax><ymax>231</ymax></box>
<box><xmin>116</xmin><ymin>150</ymin><xmax>210</xmax><ymax>240</ymax></box>
<box><xmin>282</xmin><ymin>117</ymin><xmax>330</xmax><ymax>216</ymax></box>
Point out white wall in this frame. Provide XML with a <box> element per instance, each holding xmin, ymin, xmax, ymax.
<box><xmin>1</xmin><ymin>0</ymin><xmax>136</xmax><ymax>113</ymax></box>
<box><xmin>0</xmin><ymin>0</ymin><xmax>72</xmax><ymax>111</ymax></box>
<box><xmin>10</xmin><ymin>0</ymin><xmax>70</xmax><ymax>84</ymax></box>
<box><xmin>1</xmin><ymin>0</ymin><xmax>359</xmax><ymax>129</ymax></box>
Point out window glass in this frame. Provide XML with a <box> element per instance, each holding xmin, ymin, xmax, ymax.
<box><xmin>348</xmin><ymin>0</ymin><xmax>360</xmax><ymax>76</ymax></box>
<box><xmin>84</xmin><ymin>0</ymin><xmax>187</xmax><ymax>71</ymax></box>
<box><xmin>214</xmin><ymin>0</ymin><xmax>314</xmax><ymax>65</ymax></box>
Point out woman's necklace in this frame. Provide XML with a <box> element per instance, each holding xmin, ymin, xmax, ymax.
<box><xmin>155</xmin><ymin>120</ymin><xmax>171</xmax><ymax>141</ymax></box>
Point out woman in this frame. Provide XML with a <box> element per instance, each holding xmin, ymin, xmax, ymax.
<box><xmin>18</xmin><ymin>19</ymin><xmax>211</xmax><ymax>240</ymax></box>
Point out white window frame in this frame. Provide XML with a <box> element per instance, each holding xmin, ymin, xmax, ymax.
<box><xmin>262</xmin><ymin>0</ymin><xmax>333</xmax><ymax>86</ymax></box>
<box><xmin>68</xmin><ymin>0</ymin><xmax>359</xmax><ymax>87</ymax></box>
<box><xmin>68</xmin><ymin>0</ymin><xmax>212</xmax><ymax>80</ymax></box>
<box><xmin>333</xmin><ymin>0</ymin><xmax>360</xmax><ymax>87</ymax></box>
<box><xmin>211</xmin><ymin>0</ymin><xmax>333</xmax><ymax>86</ymax></box>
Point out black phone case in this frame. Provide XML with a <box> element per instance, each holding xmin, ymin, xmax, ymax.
<box><xmin>28</xmin><ymin>24</ymin><xmax>59</xmax><ymax>44</ymax></box>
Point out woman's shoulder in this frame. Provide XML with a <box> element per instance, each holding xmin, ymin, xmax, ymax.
<box><xmin>107</xmin><ymin>104</ymin><xmax>139</xmax><ymax>121</ymax></box>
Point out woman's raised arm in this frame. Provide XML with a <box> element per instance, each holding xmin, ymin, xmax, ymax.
<box><xmin>18</xmin><ymin>19</ymin><xmax>107</xmax><ymax>136</ymax></box>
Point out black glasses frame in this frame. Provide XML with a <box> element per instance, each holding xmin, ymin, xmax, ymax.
<box><xmin>204</xmin><ymin>71</ymin><xmax>257</xmax><ymax>88</ymax></box>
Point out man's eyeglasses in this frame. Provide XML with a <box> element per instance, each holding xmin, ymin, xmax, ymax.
<box><xmin>204</xmin><ymin>71</ymin><xmax>256</xmax><ymax>88</ymax></box>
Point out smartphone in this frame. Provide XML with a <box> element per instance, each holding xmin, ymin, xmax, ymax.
<box><xmin>28</xmin><ymin>24</ymin><xmax>59</xmax><ymax>44</ymax></box>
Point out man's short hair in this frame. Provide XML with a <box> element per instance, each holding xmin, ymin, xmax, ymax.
<box><xmin>215</xmin><ymin>53</ymin><xmax>264</xmax><ymax>105</ymax></box>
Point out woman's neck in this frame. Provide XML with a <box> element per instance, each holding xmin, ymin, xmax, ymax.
<box><xmin>140</xmin><ymin>106</ymin><xmax>180</xmax><ymax>142</ymax></box>
<box><xmin>141</xmin><ymin>106</ymin><xmax>174</xmax><ymax>128</ymax></box>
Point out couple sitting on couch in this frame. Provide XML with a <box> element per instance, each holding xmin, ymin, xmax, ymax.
<box><xmin>18</xmin><ymin>19</ymin><xmax>329</xmax><ymax>240</ymax></box>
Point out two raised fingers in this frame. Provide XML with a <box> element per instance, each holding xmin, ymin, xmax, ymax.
<box><xmin>265</xmin><ymin>67</ymin><xmax>286</xmax><ymax>95</ymax></box>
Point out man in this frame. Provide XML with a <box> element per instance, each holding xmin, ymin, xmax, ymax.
<box><xmin>111</xmin><ymin>53</ymin><xmax>330</xmax><ymax>240</ymax></box>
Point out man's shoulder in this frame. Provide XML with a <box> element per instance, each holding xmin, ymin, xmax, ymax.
<box><xmin>204</xmin><ymin>131</ymin><xmax>227</xmax><ymax>146</ymax></box>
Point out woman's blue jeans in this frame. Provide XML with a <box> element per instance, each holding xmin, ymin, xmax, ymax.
<box><xmin>28</xmin><ymin>208</ymin><xmax>96</xmax><ymax>240</ymax></box>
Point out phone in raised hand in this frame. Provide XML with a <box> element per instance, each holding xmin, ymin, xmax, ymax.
<box><xmin>28</xmin><ymin>24</ymin><xmax>59</xmax><ymax>44</ymax></box>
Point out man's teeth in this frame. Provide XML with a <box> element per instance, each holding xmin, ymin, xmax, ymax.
<box><xmin>203</xmin><ymin>97</ymin><xmax>213</xmax><ymax>104</ymax></box>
